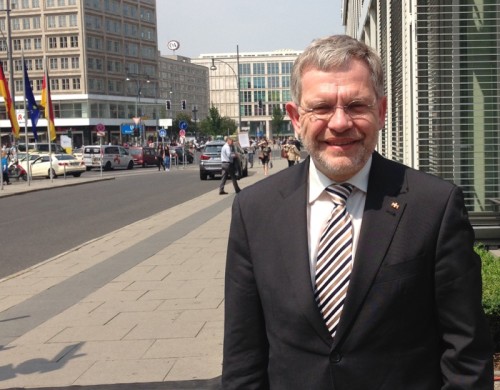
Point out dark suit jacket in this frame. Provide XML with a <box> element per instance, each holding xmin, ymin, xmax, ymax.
<box><xmin>222</xmin><ymin>153</ymin><xmax>493</xmax><ymax>390</ymax></box>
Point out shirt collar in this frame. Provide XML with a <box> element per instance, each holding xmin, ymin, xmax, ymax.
<box><xmin>308</xmin><ymin>155</ymin><xmax>372</xmax><ymax>204</ymax></box>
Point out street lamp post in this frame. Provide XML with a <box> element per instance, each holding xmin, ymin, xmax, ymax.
<box><xmin>126</xmin><ymin>73</ymin><xmax>150</xmax><ymax>146</ymax></box>
<box><xmin>210</xmin><ymin>45</ymin><xmax>242</xmax><ymax>133</ymax></box>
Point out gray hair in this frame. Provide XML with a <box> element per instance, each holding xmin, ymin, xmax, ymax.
<box><xmin>290</xmin><ymin>35</ymin><xmax>384</xmax><ymax>104</ymax></box>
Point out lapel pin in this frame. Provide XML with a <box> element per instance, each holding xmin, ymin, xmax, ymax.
<box><xmin>391</xmin><ymin>202</ymin><xmax>400</xmax><ymax>210</ymax></box>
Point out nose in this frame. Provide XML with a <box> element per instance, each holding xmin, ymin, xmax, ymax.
<box><xmin>326</xmin><ymin>107</ymin><xmax>352</xmax><ymax>133</ymax></box>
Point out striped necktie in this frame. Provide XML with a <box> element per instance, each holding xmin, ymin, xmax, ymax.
<box><xmin>314</xmin><ymin>183</ymin><xmax>354</xmax><ymax>338</ymax></box>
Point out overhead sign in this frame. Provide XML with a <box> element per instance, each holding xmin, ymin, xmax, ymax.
<box><xmin>121</xmin><ymin>123</ymin><xmax>135</xmax><ymax>135</ymax></box>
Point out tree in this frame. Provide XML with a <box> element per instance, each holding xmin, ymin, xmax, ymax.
<box><xmin>199</xmin><ymin>106</ymin><xmax>237</xmax><ymax>137</ymax></box>
<box><xmin>271</xmin><ymin>106</ymin><xmax>285</xmax><ymax>136</ymax></box>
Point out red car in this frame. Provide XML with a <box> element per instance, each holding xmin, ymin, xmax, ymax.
<box><xmin>128</xmin><ymin>147</ymin><xmax>158</xmax><ymax>167</ymax></box>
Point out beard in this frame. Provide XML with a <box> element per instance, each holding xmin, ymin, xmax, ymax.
<box><xmin>302</xmin><ymin>136</ymin><xmax>375</xmax><ymax>181</ymax></box>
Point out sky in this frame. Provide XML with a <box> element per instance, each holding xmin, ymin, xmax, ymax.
<box><xmin>156</xmin><ymin>0</ymin><xmax>345</xmax><ymax>58</ymax></box>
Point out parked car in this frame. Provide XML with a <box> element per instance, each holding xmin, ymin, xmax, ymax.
<box><xmin>173</xmin><ymin>146</ymin><xmax>194</xmax><ymax>164</ymax></box>
<box><xmin>72</xmin><ymin>148</ymin><xmax>84</xmax><ymax>161</ymax></box>
<box><xmin>199</xmin><ymin>140</ymin><xmax>248</xmax><ymax>180</ymax></box>
<box><xmin>128</xmin><ymin>146</ymin><xmax>158</xmax><ymax>167</ymax></box>
<box><xmin>18</xmin><ymin>143</ymin><xmax>66</xmax><ymax>154</ymax></box>
<box><xmin>82</xmin><ymin>145</ymin><xmax>134</xmax><ymax>171</ymax></box>
<box><xmin>20</xmin><ymin>154</ymin><xmax>86</xmax><ymax>178</ymax></box>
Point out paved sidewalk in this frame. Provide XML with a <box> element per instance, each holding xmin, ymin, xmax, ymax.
<box><xmin>0</xmin><ymin>158</ymin><xmax>289</xmax><ymax>389</ymax></box>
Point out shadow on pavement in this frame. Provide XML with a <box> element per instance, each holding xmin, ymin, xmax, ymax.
<box><xmin>8</xmin><ymin>376</ymin><xmax>222</xmax><ymax>390</ymax></box>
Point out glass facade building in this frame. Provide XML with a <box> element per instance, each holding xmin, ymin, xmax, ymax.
<box><xmin>343</xmin><ymin>0</ymin><xmax>500</xmax><ymax>213</ymax></box>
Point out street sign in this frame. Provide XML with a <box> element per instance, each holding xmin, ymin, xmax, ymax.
<box><xmin>179</xmin><ymin>129</ymin><xmax>186</xmax><ymax>137</ymax></box>
<box><xmin>96</xmin><ymin>123</ymin><xmax>105</xmax><ymax>132</ymax></box>
<box><xmin>121</xmin><ymin>124</ymin><xmax>135</xmax><ymax>135</ymax></box>
<box><xmin>96</xmin><ymin>131</ymin><xmax>105</xmax><ymax>137</ymax></box>
<box><xmin>179</xmin><ymin>121</ymin><xmax>188</xmax><ymax>130</ymax></box>
<box><xmin>159</xmin><ymin>129</ymin><xmax>166</xmax><ymax>138</ymax></box>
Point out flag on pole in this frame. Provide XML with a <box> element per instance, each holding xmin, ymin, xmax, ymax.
<box><xmin>0</xmin><ymin>63</ymin><xmax>20</xmax><ymax>139</ymax></box>
<box><xmin>40</xmin><ymin>68</ymin><xmax>56</xmax><ymax>141</ymax></box>
<box><xmin>23</xmin><ymin>61</ymin><xmax>40</xmax><ymax>141</ymax></box>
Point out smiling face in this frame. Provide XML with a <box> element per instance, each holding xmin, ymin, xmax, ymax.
<box><xmin>286</xmin><ymin>59</ymin><xmax>387</xmax><ymax>182</ymax></box>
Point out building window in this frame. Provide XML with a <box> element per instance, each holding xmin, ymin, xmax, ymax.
<box><xmin>61</xmin><ymin>78</ymin><xmax>70</xmax><ymax>90</ymax></box>
<box><xmin>33</xmin><ymin>16</ymin><xmax>41</xmax><ymax>29</ymax></box>
<box><xmin>48</xmin><ymin>37</ymin><xmax>57</xmax><ymax>49</ymax></box>
<box><xmin>69</xmin><ymin>14</ymin><xmax>77</xmax><ymax>26</ymax></box>
<box><xmin>61</xmin><ymin>57</ymin><xmax>69</xmax><ymax>69</ymax></box>
<box><xmin>50</xmin><ymin>58</ymin><xmax>58</xmax><ymax>69</ymax></box>
<box><xmin>71</xmin><ymin>56</ymin><xmax>79</xmax><ymax>69</ymax></box>
<box><xmin>60</xmin><ymin>36</ymin><xmax>68</xmax><ymax>48</ymax></box>
<box><xmin>12</xmin><ymin>18</ymin><xmax>20</xmax><ymax>30</ymax></box>
<box><xmin>46</xmin><ymin>0</ymin><xmax>55</xmax><ymax>6</ymax></box>
<box><xmin>35</xmin><ymin>58</ymin><xmax>43</xmax><ymax>70</ymax></box>
<box><xmin>267</xmin><ymin>76</ymin><xmax>279</xmax><ymax>88</ymax></box>
<box><xmin>281</xmin><ymin>62</ymin><xmax>293</xmax><ymax>74</ymax></box>
<box><xmin>47</xmin><ymin>15</ymin><xmax>56</xmax><ymax>28</ymax></box>
<box><xmin>22</xmin><ymin>17</ymin><xmax>30</xmax><ymax>29</ymax></box>
<box><xmin>14</xmin><ymin>60</ymin><xmax>23</xmax><ymax>71</ymax></box>
<box><xmin>58</xmin><ymin>15</ymin><xmax>66</xmax><ymax>27</ymax></box>
<box><xmin>70</xmin><ymin>36</ymin><xmax>78</xmax><ymax>47</ymax></box>
<box><xmin>239</xmin><ymin>63</ymin><xmax>250</xmax><ymax>75</ymax></box>
<box><xmin>32</xmin><ymin>0</ymin><xmax>40</xmax><ymax>6</ymax></box>
<box><xmin>50</xmin><ymin>78</ymin><xmax>59</xmax><ymax>91</ymax></box>
<box><xmin>253</xmin><ymin>77</ymin><xmax>266</xmax><ymax>88</ymax></box>
<box><xmin>34</xmin><ymin>38</ymin><xmax>41</xmax><ymax>49</ymax></box>
<box><xmin>23</xmin><ymin>38</ymin><xmax>31</xmax><ymax>50</ymax></box>
<box><xmin>253</xmin><ymin>63</ymin><xmax>265</xmax><ymax>75</ymax></box>
<box><xmin>21</xmin><ymin>0</ymin><xmax>29</xmax><ymax>7</ymax></box>
<box><xmin>267</xmin><ymin>63</ymin><xmax>279</xmax><ymax>75</ymax></box>
<box><xmin>72</xmin><ymin>78</ymin><xmax>80</xmax><ymax>89</ymax></box>
<box><xmin>13</xmin><ymin>39</ymin><xmax>21</xmax><ymax>50</ymax></box>
<box><xmin>281</xmin><ymin>75</ymin><xmax>290</xmax><ymax>88</ymax></box>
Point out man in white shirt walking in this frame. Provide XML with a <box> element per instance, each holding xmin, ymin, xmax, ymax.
<box><xmin>219</xmin><ymin>137</ymin><xmax>241</xmax><ymax>195</ymax></box>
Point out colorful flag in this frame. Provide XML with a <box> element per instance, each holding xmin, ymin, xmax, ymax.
<box><xmin>23</xmin><ymin>61</ymin><xmax>40</xmax><ymax>141</ymax></box>
<box><xmin>0</xmin><ymin>63</ymin><xmax>20</xmax><ymax>139</ymax></box>
<box><xmin>40</xmin><ymin>69</ymin><xmax>56</xmax><ymax>141</ymax></box>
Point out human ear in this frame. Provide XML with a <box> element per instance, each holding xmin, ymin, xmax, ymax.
<box><xmin>286</xmin><ymin>102</ymin><xmax>302</xmax><ymax>136</ymax></box>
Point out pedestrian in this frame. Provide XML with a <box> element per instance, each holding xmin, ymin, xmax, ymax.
<box><xmin>258</xmin><ymin>139</ymin><xmax>272</xmax><ymax>175</ymax></box>
<box><xmin>1</xmin><ymin>150</ymin><xmax>10</xmax><ymax>185</ymax></box>
<box><xmin>157</xmin><ymin>145</ymin><xmax>165</xmax><ymax>171</ymax></box>
<box><xmin>247</xmin><ymin>138</ymin><xmax>256</xmax><ymax>168</ymax></box>
<box><xmin>164</xmin><ymin>144</ymin><xmax>170</xmax><ymax>171</ymax></box>
<box><xmin>222</xmin><ymin>34</ymin><xmax>493</xmax><ymax>389</ymax></box>
<box><xmin>284</xmin><ymin>137</ymin><xmax>301</xmax><ymax>167</ymax></box>
<box><xmin>219</xmin><ymin>137</ymin><xmax>241</xmax><ymax>195</ymax></box>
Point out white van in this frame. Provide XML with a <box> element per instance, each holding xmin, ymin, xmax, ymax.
<box><xmin>82</xmin><ymin>145</ymin><xmax>134</xmax><ymax>171</ymax></box>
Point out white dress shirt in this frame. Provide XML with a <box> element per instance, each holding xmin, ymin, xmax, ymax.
<box><xmin>307</xmin><ymin>156</ymin><xmax>371</xmax><ymax>286</ymax></box>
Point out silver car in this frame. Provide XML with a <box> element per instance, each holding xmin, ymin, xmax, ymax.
<box><xmin>199</xmin><ymin>140</ymin><xmax>248</xmax><ymax>180</ymax></box>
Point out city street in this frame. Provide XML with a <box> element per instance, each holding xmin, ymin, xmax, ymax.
<box><xmin>0</xmin><ymin>162</ymin><xmax>241</xmax><ymax>278</ymax></box>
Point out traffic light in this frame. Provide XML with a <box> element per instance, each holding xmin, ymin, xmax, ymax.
<box><xmin>166</xmin><ymin>100</ymin><xmax>171</xmax><ymax>110</ymax></box>
<box><xmin>258</xmin><ymin>99</ymin><xmax>263</xmax><ymax>108</ymax></box>
<box><xmin>181</xmin><ymin>100</ymin><xmax>186</xmax><ymax>110</ymax></box>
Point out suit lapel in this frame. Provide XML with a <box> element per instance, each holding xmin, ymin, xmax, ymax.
<box><xmin>333</xmin><ymin>153</ymin><xmax>408</xmax><ymax>346</ymax></box>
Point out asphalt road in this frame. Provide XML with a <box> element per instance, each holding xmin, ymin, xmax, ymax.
<box><xmin>0</xmin><ymin>166</ymin><xmax>226</xmax><ymax>279</ymax></box>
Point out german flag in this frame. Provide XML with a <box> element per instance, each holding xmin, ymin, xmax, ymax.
<box><xmin>40</xmin><ymin>69</ymin><xmax>56</xmax><ymax>141</ymax></box>
<box><xmin>0</xmin><ymin>63</ymin><xmax>19</xmax><ymax>138</ymax></box>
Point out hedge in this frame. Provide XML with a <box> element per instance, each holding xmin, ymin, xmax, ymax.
<box><xmin>475</xmin><ymin>245</ymin><xmax>500</xmax><ymax>351</ymax></box>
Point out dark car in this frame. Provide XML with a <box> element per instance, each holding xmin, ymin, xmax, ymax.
<box><xmin>128</xmin><ymin>146</ymin><xmax>157</xmax><ymax>167</ymax></box>
<box><xmin>199</xmin><ymin>140</ymin><xmax>248</xmax><ymax>180</ymax></box>
<box><xmin>173</xmin><ymin>146</ymin><xmax>194</xmax><ymax>164</ymax></box>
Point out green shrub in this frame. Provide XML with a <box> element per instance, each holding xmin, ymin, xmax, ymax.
<box><xmin>475</xmin><ymin>245</ymin><xmax>500</xmax><ymax>351</ymax></box>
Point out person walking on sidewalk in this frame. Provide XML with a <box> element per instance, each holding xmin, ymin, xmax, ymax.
<box><xmin>222</xmin><ymin>35</ymin><xmax>492</xmax><ymax>389</ymax></box>
<box><xmin>1</xmin><ymin>150</ymin><xmax>10</xmax><ymax>185</ymax></box>
<box><xmin>219</xmin><ymin>137</ymin><xmax>240</xmax><ymax>195</ymax></box>
<box><xmin>157</xmin><ymin>145</ymin><xmax>165</xmax><ymax>171</ymax></box>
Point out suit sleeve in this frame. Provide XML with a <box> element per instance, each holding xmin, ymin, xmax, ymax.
<box><xmin>434</xmin><ymin>186</ymin><xmax>493</xmax><ymax>389</ymax></box>
<box><xmin>222</xmin><ymin>198</ymin><xmax>270</xmax><ymax>390</ymax></box>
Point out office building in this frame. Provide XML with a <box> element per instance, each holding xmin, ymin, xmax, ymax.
<box><xmin>193</xmin><ymin>49</ymin><xmax>300</xmax><ymax>139</ymax></box>
<box><xmin>0</xmin><ymin>0</ymin><xmax>160</xmax><ymax>147</ymax></box>
<box><xmin>343</xmin><ymin>0</ymin><xmax>500</xmax><ymax>212</ymax></box>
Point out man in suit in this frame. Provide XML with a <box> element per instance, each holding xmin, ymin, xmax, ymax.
<box><xmin>222</xmin><ymin>35</ymin><xmax>493</xmax><ymax>389</ymax></box>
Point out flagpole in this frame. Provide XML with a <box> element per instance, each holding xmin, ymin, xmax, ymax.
<box><xmin>22</xmin><ymin>52</ymin><xmax>31</xmax><ymax>186</ymax></box>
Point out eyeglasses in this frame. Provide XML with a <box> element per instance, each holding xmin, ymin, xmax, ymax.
<box><xmin>299</xmin><ymin>100</ymin><xmax>376</xmax><ymax>122</ymax></box>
